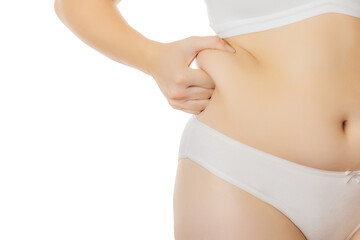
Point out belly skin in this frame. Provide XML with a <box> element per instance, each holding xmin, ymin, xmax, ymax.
<box><xmin>194</xmin><ymin>13</ymin><xmax>360</xmax><ymax>171</ymax></box>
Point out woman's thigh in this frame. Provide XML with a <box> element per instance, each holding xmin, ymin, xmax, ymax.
<box><xmin>173</xmin><ymin>158</ymin><xmax>306</xmax><ymax>240</ymax></box>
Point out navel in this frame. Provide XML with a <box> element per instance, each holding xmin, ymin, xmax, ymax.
<box><xmin>342</xmin><ymin>119</ymin><xmax>348</xmax><ymax>133</ymax></box>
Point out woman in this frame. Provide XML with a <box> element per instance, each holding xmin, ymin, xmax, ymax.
<box><xmin>54</xmin><ymin>0</ymin><xmax>360</xmax><ymax>239</ymax></box>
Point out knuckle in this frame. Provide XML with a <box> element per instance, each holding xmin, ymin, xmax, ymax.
<box><xmin>196</xmin><ymin>50</ymin><xmax>206</xmax><ymax>61</ymax></box>
<box><xmin>168</xmin><ymin>88</ymin><xmax>185</xmax><ymax>100</ymax></box>
<box><xmin>168</xmin><ymin>99</ymin><xmax>181</xmax><ymax>109</ymax></box>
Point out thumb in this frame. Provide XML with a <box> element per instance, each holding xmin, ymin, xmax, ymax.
<box><xmin>191</xmin><ymin>35</ymin><xmax>236</xmax><ymax>54</ymax></box>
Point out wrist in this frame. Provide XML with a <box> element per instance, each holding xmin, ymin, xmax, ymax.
<box><xmin>141</xmin><ymin>39</ymin><xmax>165</xmax><ymax>76</ymax></box>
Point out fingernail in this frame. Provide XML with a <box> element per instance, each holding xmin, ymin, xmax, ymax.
<box><xmin>225</xmin><ymin>44</ymin><xmax>236</xmax><ymax>53</ymax></box>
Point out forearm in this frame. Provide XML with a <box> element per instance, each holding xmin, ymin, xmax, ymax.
<box><xmin>54</xmin><ymin>0</ymin><xmax>162</xmax><ymax>75</ymax></box>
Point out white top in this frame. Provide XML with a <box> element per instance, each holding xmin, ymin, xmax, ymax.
<box><xmin>203</xmin><ymin>0</ymin><xmax>360</xmax><ymax>38</ymax></box>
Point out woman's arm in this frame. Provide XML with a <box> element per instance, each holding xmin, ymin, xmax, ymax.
<box><xmin>54</xmin><ymin>0</ymin><xmax>161</xmax><ymax>75</ymax></box>
<box><xmin>54</xmin><ymin>0</ymin><xmax>236</xmax><ymax>115</ymax></box>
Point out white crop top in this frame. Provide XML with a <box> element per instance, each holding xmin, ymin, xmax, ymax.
<box><xmin>204</xmin><ymin>0</ymin><xmax>360</xmax><ymax>38</ymax></box>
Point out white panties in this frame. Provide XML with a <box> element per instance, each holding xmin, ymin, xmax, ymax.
<box><xmin>178</xmin><ymin>115</ymin><xmax>360</xmax><ymax>240</ymax></box>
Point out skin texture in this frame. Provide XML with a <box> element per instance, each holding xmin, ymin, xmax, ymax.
<box><xmin>54</xmin><ymin>0</ymin><xmax>235</xmax><ymax>115</ymax></box>
<box><xmin>174</xmin><ymin>13</ymin><xmax>360</xmax><ymax>240</ymax></box>
<box><xmin>194</xmin><ymin>13</ymin><xmax>360</xmax><ymax>172</ymax></box>
<box><xmin>174</xmin><ymin>158</ymin><xmax>308</xmax><ymax>240</ymax></box>
<box><xmin>54</xmin><ymin>3</ymin><xmax>360</xmax><ymax>239</ymax></box>
<box><xmin>54</xmin><ymin>0</ymin><xmax>157</xmax><ymax>75</ymax></box>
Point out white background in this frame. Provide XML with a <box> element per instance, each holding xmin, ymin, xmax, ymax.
<box><xmin>0</xmin><ymin>0</ymin><xmax>215</xmax><ymax>239</ymax></box>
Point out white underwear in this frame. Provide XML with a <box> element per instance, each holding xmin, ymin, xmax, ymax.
<box><xmin>178</xmin><ymin>114</ymin><xmax>360</xmax><ymax>240</ymax></box>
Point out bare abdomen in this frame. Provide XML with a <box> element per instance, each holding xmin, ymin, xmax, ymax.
<box><xmin>194</xmin><ymin>13</ymin><xmax>360</xmax><ymax>171</ymax></box>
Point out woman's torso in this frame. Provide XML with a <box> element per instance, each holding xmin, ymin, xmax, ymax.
<box><xmin>195</xmin><ymin>12</ymin><xmax>360</xmax><ymax>171</ymax></box>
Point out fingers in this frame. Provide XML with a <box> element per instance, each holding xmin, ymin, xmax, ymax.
<box><xmin>184</xmin><ymin>86</ymin><xmax>213</xmax><ymax>100</ymax></box>
<box><xmin>182</xmin><ymin>99</ymin><xmax>210</xmax><ymax>110</ymax></box>
<box><xmin>166</xmin><ymin>69</ymin><xmax>215</xmax><ymax>114</ymax></box>
<box><xmin>167</xmin><ymin>87</ymin><xmax>212</xmax><ymax>106</ymax></box>
<box><xmin>186</xmin><ymin>68</ymin><xmax>216</xmax><ymax>89</ymax></box>
<box><xmin>180</xmin><ymin>99</ymin><xmax>210</xmax><ymax>115</ymax></box>
<box><xmin>181</xmin><ymin>109</ymin><xmax>202</xmax><ymax>115</ymax></box>
<box><xmin>182</xmin><ymin>36</ymin><xmax>236</xmax><ymax>66</ymax></box>
<box><xmin>191</xmin><ymin>35</ymin><xmax>236</xmax><ymax>54</ymax></box>
<box><xmin>161</xmin><ymin>35</ymin><xmax>229</xmax><ymax>115</ymax></box>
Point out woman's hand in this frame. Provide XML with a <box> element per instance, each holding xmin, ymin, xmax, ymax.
<box><xmin>149</xmin><ymin>36</ymin><xmax>236</xmax><ymax>115</ymax></box>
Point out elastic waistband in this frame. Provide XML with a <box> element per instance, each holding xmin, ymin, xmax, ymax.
<box><xmin>178</xmin><ymin>114</ymin><xmax>359</xmax><ymax>180</ymax></box>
